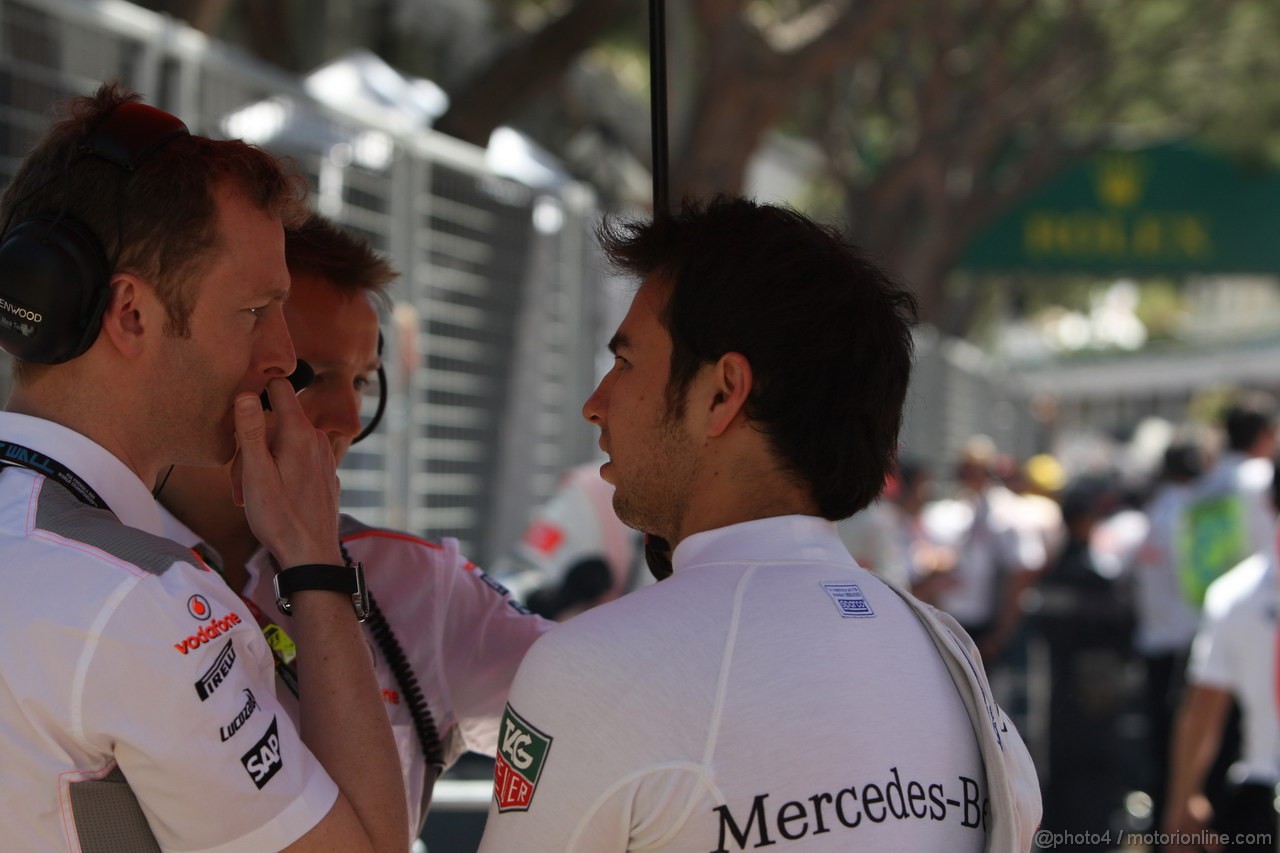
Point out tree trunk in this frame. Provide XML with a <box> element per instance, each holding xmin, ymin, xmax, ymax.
<box><xmin>673</xmin><ymin>0</ymin><xmax>900</xmax><ymax>201</ymax></box>
<box><xmin>243</xmin><ymin>0</ymin><xmax>297</xmax><ymax>71</ymax></box>
<box><xmin>671</xmin><ymin>67</ymin><xmax>790</xmax><ymax>199</ymax></box>
<box><xmin>435</xmin><ymin>0</ymin><xmax>635</xmax><ymax>146</ymax></box>
<box><xmin>132</xmin><ymin>0</ymin><xmax>232</xmax><ymax>34</ymax></box>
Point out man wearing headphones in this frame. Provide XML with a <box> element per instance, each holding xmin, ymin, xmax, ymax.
<box><xmin>158</xmin><ymin>213</ymin><xmax>553</xmax><ymax>837</ymax></box>
<box><xmin>0</xmin><ymin>85</ymin><xmax>408</xmax><ymax>850</ymax></box>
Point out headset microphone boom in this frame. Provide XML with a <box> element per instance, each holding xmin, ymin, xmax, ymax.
<box><xmin>259</xmin><ymin>359</ymin><xmax>315</xmax><ymax>410</ymax></box>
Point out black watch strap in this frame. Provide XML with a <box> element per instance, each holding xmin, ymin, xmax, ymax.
<box><xmin>274</xmin><ymin>563</ymin><xmax>369</xmax><ymax>622</ymax></box>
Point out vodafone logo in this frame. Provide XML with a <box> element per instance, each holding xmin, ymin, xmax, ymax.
<box><xmin>187</xmin><ymin>594</ymin><xmax>212</xmax><ymax>621</ymax></box>
<box><xmin>173</xmin><ymin>611</ymin><xmax>242</xmax><ymax>655</ymax></box>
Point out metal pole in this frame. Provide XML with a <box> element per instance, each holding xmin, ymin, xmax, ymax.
<box><xmin>643</xmin><ymin>0</ymin><xmax>675</xmax><ymax>582</ymax></box>
<box><xmin>649</xmin><ymin>0</ymin><xmax>670</xmax><ymax>215</ymax></box>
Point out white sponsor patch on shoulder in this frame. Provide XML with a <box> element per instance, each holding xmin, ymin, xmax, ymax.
<box><xmin>821</xmin><ymin>582</ymin><xmax>875</xmax><ymax>618</ymax></box>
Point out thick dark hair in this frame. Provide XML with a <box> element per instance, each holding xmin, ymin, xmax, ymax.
<box><xmin>597</xmin><ymin>196</ymin><xmax>918</xmax><ymax>520</ymax></box>
<box><xmin>1</xmin><ymin>82</ymin><xmax>308</xmax><ymax>381</ymax></box>
<box><xmin>285</xmin><ymin>213</ymin><xmax>396</xmax><ymax>308</ymax></box>
<box><xmin>1223</xmin><ymin>391</ymin><xmax>1276</xmax><ymax>452</ymax></box>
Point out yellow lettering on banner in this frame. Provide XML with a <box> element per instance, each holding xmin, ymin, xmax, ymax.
<box><xmin>1025</xmin><ymin>215</ymin><xmax>1056</xmax><ymax>255</ymax></box>
<box><xmin>1132</xmin><ymin>216</ymin><xmax>1164</xmax><ymax>256</ymax></box>
<box><xmin>1023</xmin><ymin>210</ymin><xmax>1213</xmax><ymax>262</ymax></box>
<box><xmin>1095</xmin><ymin>216</ymin><xmax>1126</xmax><ymax>255</ymax></box>
<box><xmin>1177</xmin><ymin>217</ymin><xmax>1212</xmax><ymax>259</ymax></box>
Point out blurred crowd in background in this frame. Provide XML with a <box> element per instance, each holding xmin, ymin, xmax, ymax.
<box><xmin>490</xmin><ymin>390</ymin><xmax>1280</xmax><ymax>853</ymax></box>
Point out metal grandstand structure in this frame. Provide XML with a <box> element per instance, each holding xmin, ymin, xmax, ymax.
<box><xmin>0</xmin><ymin>0</ymin><xmax>606</xmax><ymax>566</ymax></box>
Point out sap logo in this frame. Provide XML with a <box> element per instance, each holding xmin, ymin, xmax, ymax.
<box><xmin>194</xmin><ymin>639</ymin><xmax>236</xmax><ymax>701</ymax></box>
<box><xmin>220</xmin><ymin>689</ymin><xmax>259</xmax><ymax>741</ymax></box>
<box><xmin>241</xmin><ymin>716</ymin><xmax>283</xmax><ymax>790</ymax></box>
<box><xmin>173</xmin><ymin>611</ymin><xmax>242</xmax><ymax>654</ymax></box>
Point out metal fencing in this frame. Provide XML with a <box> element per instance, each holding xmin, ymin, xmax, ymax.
<box><xmin>900</xmin><ymin>327</ymin><xmax>1036</xmax><ymax>478</ymax></box>
<box><xmin>0</xmin><ymin>0</ymin><xmax>606</xmax><ymax>567</ymax></box>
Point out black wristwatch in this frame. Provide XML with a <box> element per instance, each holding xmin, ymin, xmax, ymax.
<box><xmin>274</xmin><ymin>562</ymin><xmax>370</xmax><ymax>622</ymax></box>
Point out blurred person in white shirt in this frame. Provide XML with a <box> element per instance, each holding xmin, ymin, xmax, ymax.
<box><xmin>1164</xmin><ymin>458</ymin><xmax>1280</xmax><ymax>853</ymax></box>
<box><xmin>925</xmin><ymin>437</ymin><xmax>1046</xmax><ymax>660</ymax></box>
<box><xmin>1131</xmin><ymin>441</ymin><xmax>1206</xmax><ymax>842</ymax></box>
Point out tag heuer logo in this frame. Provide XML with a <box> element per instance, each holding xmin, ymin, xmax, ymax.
<box><xmin>493</xmin><ymin>704</ymin><xmax>552</xmax><ymax>812</ymax></box>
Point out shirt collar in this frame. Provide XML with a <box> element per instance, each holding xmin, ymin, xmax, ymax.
<box><xmin>158</xmin><ymin>503</ymin><xmax>203</xmax><ymax>549</ymax></box>
<box><xmin>0</xmin><ymin>411</ymin><xmax>167</xmax><ymax>537</ymax></box>
<box><xmin>671</xmin><ymin>514</ymin><xmax>852</xmax><ymax>572</ymax></box>
<box><xmin>156</xmin><ymin>503</ymin><xmax>225</xmax><ymax>570</ymax></box>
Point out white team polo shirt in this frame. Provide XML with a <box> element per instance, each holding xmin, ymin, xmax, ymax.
<box><xmin>480</xmin><ymin>515</ymin><xmax>996</xmax><ymax>852</ymax></box>
<box><xmin>161</xmin><ymin>508</ymin><xmax>553</xmax><ymax>836</ymax></box>
<box><xmin>0</xmin><ymin>412</ymin><xmax>336</xmax><ymax>852</ymax></box>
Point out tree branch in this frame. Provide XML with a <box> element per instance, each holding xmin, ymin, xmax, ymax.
<box><xmin>784</xmin><ymin>0</ymin><xmax>904</xmax><ymax>84</ymax></box>
<box><xmin>435</xmin><ymin>0</ymin><xmax>635</xmax><ymax>146</ymax></box>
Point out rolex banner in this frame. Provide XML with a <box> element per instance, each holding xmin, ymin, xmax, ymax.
<box><xmin>961</xmin><ymin>144</ymin><xmax>1280</xmax><ymax>275</ymax></box>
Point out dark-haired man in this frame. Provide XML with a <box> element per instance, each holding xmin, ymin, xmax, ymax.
<box><xmin>478</xmin><ymin>197</ymin><xmax>1041</xmax><ymax>852</ymax></box>
<box><xmin>159</xmin><ymin>212</ymin><xmax>552</xmax><ymax>836</ymax></box>
<box><xmin>0</xmin><ymin>86</ymin><xmax>407</xmax><ymax>850</ymax></box>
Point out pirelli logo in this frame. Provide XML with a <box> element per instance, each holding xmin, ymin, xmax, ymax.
<box><xmin>493</xmin><ymin>704</ymin><xmax>552</xmax><ymax>812</ymax></box>
<box><xmin>195</xmin><ymin>639</ymin><xmax>236</xmax><ymax>701</ymax></box>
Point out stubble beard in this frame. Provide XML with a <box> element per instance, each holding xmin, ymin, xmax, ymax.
<box><xmin>159</xmin><ymin>332</ymin><xmax>236</xmax><ymax>468</ymax></box>
<box><xmin>610</xmin><ymin>406</ymin><xmax>697</xmax><ymax>542</ymax></box>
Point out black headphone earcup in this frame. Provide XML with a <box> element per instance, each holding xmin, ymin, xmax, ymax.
<box><xmin>0</xmin><ymin>215</ymin><xmax>110</xmax><ymax>364</ymax></box>
<box><xmin>0</xmin><ymin>102</ymin><xmax>188</xmax><ymax>367</ymax></box>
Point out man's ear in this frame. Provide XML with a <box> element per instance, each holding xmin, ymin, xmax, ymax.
<box><xmin>705</xmin><ymin>351</ymin><xmax>752</xmax><ymax>438</ymax></box>
<box><xmin>98</xmin><ymin>273</ymin><xmax>151</xmax><ymax>359</ymax></box>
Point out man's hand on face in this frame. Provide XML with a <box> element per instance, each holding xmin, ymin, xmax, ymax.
<box><xmin>232</xmin><ymin>378</ymin><xmax>343</xmax><ymax>568</ymax></box>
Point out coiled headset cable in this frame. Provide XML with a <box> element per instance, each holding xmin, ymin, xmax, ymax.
<box><xmin>341</xmin><ymin>541</ymin><xmax>445</xmax><ymax>775</ymax></box>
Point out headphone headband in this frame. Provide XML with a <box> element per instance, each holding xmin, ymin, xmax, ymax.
<box><xmin>80</xmin><ymin>102</ymin><xmax>190</xmax><ymax>171</ymax></box>
<box><xmin>0</xmin><ymin>100</ymin><xmax>191</xmax><ymax>364</ymax></box>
